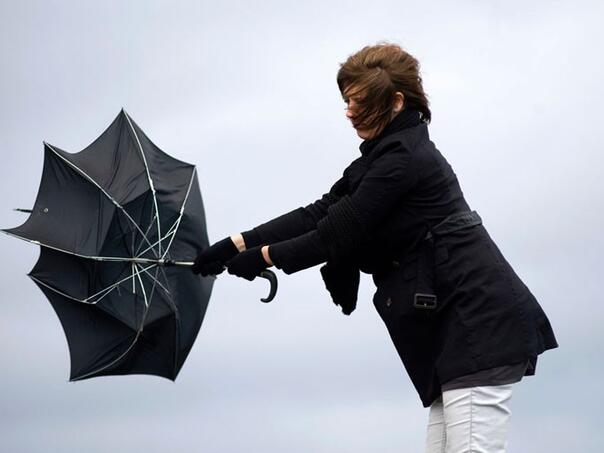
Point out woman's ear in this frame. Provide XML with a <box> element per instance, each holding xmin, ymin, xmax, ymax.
<box><xmin>394</xmin><ymin>91</ymin><xmax>405</xmax><ymax>113</ymax></box>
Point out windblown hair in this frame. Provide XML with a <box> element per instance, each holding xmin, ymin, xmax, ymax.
<box><xmin>337</xmin><ymin>42</ymin><xmax>431</xmax><ymax>134</ymax></box>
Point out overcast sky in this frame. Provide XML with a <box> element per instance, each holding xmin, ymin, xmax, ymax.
<box><xmin>1</xmin><ymin>1</ymin><xmax>602</xmax><ymax>452</ymax></box>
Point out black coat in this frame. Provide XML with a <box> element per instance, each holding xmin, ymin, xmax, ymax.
<box><xmin>245</xmin><ymin>108</ymin><xmax>559</xmax><ymax>408</ymax></box>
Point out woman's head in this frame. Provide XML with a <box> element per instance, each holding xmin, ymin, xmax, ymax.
<box><xmin>337</xmin><ymin>42</ymin><xmax>431</xmax><ymax>140</ymax></box>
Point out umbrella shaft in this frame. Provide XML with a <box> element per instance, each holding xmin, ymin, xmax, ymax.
<box><xmin>128</xmin><ymin>258</ymin><xmax>193</xmax><ymax>267</ymax></box>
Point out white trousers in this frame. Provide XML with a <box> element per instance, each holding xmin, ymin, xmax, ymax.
<box><xmin>424</xmin><ymin>384</ymin><xmax>514</xmax><ymax>453</ymax></box>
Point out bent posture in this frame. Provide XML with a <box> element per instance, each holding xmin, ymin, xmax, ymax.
<box><xmin>192</xmin><ymin>42</ymin><xmax>558</xmax><ymax>453</ymax></box>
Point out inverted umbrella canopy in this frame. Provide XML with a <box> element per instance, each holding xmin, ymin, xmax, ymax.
<box><xmin>2</xmin><ymin>109</ymin><xmax>215</xmax><ymax>381</ymax></box>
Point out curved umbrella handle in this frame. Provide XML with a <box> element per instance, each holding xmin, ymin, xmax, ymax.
<box><xmin>169</xmin><ymin>260</ymin><xmax>278</xmax><ymax>303</ymax></box>
<box><xmin>258</xmin><ymin>269</ymin><xmax>278</xmax><ymax>303</ymax></box>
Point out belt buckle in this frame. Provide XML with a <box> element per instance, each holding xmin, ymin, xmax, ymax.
<box><xmin>413</xmin><ymin>293</ymin><xmax>437</xmax><ymax>310</ymax></box>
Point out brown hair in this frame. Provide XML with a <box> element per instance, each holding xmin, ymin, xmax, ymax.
<box><xmin>337</xmin><ymin>42</ymin><xmax>431</xmax><ymax>134</ymax></box>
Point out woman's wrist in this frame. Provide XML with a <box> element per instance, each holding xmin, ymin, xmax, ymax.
<box><xmin>261</xmin><ymin>245</ymin><xmax>274</xmax><ymax>266</ymax></box>
<box><xmin>230</xmin><ymin>233</ymin><xmax>246</xmax><ymax>252</ymax></box>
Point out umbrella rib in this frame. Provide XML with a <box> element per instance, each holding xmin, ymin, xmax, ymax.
<box><xmin>29</xmin><ymin>275</ymin><xmax>146</xmax><ymax>335</ymax></box>
<box><xmin>29</xmin><ymin>275</ymin><xmax>94</xmax><ymax>304</ymax></box>
<box><xmin>139</xmin><ymin>263</ymin><xmax>180</xmax><ymax>378</ymax></box>
<box><xmin>136</xmin><ymin>212</ymin><xmax>184</xmax><ymax>259</ymax></box>
<box><xmin>134</xmin><ymin>263</ymin><xmax>151</xmax><ymax>309</ymax></box>
<box><xmin>29</xmin><ymin>264</ymin><xmax>157</xmax><ymax>305</ymax></box>
<box><xmin>44</xmin><ymin>143</ymin><xmax>159</xmax><ymax>259</ymax></box>
<box><xmin>135</xmin><ymin>211</ymin><xmax>157</xmax><ymax>256</ymax></box>
<box><xmin>134</xmin><ymin>262</ymin><xmax>180</xmax><ymax>382</ymax></box>
<box><xmin>135</xmin><ymin>264</ymin><xmax>161</xmax><ymax>331</ymax></box>
<box><xmin>135</xmin><ymin>225</ymin><xmax>177</xmax><ymax>259</ymax></box>
<box><xmin>161</xmin><ymin>167</ymin><xmax>197</xmax><ymax>260</ymax></box>
<box><xmin>87</xmin><ymin>263</ymin><xmax>157</xmax><ymax>303</ymax></box>
<box><xmin>123</xmin><ymin>111</ymin><xmax>163</xmax><ymax>257</ymax></box>
<box><xmin>135</xmin><ymin>164</ymin><xmax>192</xmax><ymax>258</ymax></box>
<box><xmin>72</xmin><ymin>331</ymin><xmax>142</xmax><ymax>381</ymax></box>
<box><xmin>2</xmin><ymin>228</ymin><xmax>194</xmax><ymax>269</ymax></box>
<box><xmin>70</xmin><ymin>263</ymin><xmax>157</xmax><ymax>381</ymax></box>
<box><xmin>0</xmin><ymin>230</ymin><xmax>145</xmax><ymax>263</ymax></box>
<box><xmin>137</xmin><ymin>264</ymin><xmax>171</xmax><ymax>295</ymax></box>
<box><xmin>141</xmin><ymin>167</ymin><xmax>195</xmax><ymax>310</ymax></box>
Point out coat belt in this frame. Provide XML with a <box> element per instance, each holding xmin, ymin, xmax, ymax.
<box><xmin>425</xmin><ymin>210</ymin><xmax>482</xmax><ymax>240</ymax></box>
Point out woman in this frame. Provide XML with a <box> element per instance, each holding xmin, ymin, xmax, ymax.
<box><xmin>191</xmin><ymin>42</ymin><xmax>559</xmax><ymax>452</ymax></box>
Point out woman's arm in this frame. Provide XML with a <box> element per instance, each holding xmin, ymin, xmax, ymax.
<box><xmin>236</xmin><ymin>175</ymin><xmax>348</xmax><ymax>250</ymax></box>
<box><xmin>265</xmin><ymin>145</ymin><xmax>420</xmax><ymax>274</ymax></box>
<box><xmin>263</xmin><ymin>228</ymin><xmax>328</xmax><ymax>274</ymax></box>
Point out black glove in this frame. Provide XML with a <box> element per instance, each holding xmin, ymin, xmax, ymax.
<box><xmin>226</xmin><ymin>246</ymin><xmax>270</xmax><ymax>281</ymax></box>
<box><xmin>192</xmin><ymin>237</ymin><xmax>240</xmax><ymax>276</ymax></box>
<box><xmin>319</xmin><ymin>261</ymin><xmax>360</xmax><ymax>315</ymax></box>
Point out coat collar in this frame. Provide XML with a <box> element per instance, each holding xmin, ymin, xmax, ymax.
<box><xmin>358</xmin><ymin>108</ymin><xmax>423</xmax><ymax>157</ymax></box>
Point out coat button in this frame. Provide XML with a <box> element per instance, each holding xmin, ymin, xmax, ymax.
<box><xmin>386</xmin><ymin>297</ymin><xmax>392</xmax><ymax>307</ymax></box>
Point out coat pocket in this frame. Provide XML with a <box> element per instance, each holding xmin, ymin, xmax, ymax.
<box><xmin>373</xmin><ymin>256</ymin><xmax>417</xmax><ymax>315</ymax></box>
<box><xmin>373</xmin><ymin>255</ymin><xmax>427</xmax><ymax>321</ymax></box>
<box><xmin>394</xmin><ymin>244</ymin><xmax>446</xmax><ymax>319</ymax></box>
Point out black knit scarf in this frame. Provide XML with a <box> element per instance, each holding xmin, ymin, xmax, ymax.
<box><xmin>320</xmin><ymin>108</ymin><xmax>423</xmax><ymax>314</ymax></box>
<box><xmin>359</xmin><ymin>107</ymin><xmax>423</xmax><ymax>157</ymax></box>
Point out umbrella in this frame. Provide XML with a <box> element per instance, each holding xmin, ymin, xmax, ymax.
<box><xmin>2</xmin><ymin>109</ymin><xmax>277</xmax><ymax>381</ymax></box>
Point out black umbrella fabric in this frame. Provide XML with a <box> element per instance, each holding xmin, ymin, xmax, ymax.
<box><xmin>2</xmin><ymin>109</ymin><xmax>215</xmax><ymax>381</ymax></box>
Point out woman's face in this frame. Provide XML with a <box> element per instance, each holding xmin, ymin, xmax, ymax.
<box><xmin>344</xmin><ymin>95</ymin><xmax>379</xmax><ymax>140</ymax></box>
<box><xmin>344</xmin><ymin>91</ymin><xmax>404</xmax><ymax>140</ymax></box>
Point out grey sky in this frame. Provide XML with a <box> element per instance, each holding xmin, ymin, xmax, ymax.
<box><xmin>0</xmin><ymin>1</ymin><xmax>602</xmax><ymax>452</ymax></box>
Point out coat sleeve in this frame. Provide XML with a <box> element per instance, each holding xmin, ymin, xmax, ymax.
<box><xmin>317</xmin><ymin>144</ymin><xmax>420</xmax><ymax>261</ymax></box>
<box><xmin>240</xmin><ymin>176</ymin><xmax>348</xmax><ymax>248</ymax></box>
<box><xmin>267</xmin><ymin>229</ymin><xmax>329</xmax><ymax>274</ymax></box>
<box><xmin>270</xmin><ymin>144</ymin><xmax>420</xmax><ymax>272</ymax></box>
